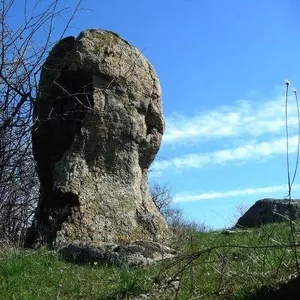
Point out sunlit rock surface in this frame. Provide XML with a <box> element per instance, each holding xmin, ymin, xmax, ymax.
<box><xmin>27</xmin><ymin>29</ymin><xmax>169</xmax><ymax>247</ymax></box>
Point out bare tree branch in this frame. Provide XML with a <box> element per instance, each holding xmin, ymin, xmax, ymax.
<box><xmin>0</xmin><ymin>0</ymin><xmax>83</xmax><ymax>243</ymax></box>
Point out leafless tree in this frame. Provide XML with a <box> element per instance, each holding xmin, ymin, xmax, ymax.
<box><xmin>150</xmin><ymin>183</ymin><xmax>208</xmax><ymax>232</ymax></box>
<box><xmin>0</xmin><ymin>0</ymin><xmax>82</xmax><ymax>243</ymax></box>
<box><xmin>151</xmin><ymin>183</ymin><xmax>172</xmax><ymax>217</ymax></box>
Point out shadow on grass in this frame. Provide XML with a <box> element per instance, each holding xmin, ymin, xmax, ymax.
<box><xmin>245</xmin><ymin>275</ymin><xmax>300</xmax><ymax>300</ymax></box>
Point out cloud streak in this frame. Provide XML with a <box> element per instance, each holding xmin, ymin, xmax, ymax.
<box><xmin>153</xmin><ymin>135</ymin><xmax>299</xmax><ymax>171</ymax></box>
<box><xmin>174</xmin><ymin>184</ymin><xmax>300</xmax><ymax>202</ymax></box>
<box><xmin>163</xmin><ymin>91</ymin><xmax>299</xmax><ymax>144</ymax></box>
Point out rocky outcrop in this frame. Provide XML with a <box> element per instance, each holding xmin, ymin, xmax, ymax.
<box><xmin>236</xmin><ymin>198</ymin><xmax>300</xmax><ymax>228</ymax></box>
<box><xmin>27</xmin><ymin>29</ymin><xmax>169</xmax><ymax>247</ymax></box>
<box><xmin>59</xmin><ymin>240</ymin><xmax>175</xmax><ymax>267</ymax></box>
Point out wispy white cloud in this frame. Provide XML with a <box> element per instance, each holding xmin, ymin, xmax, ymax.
<box><xmin>163</xmin><ymin>91</ymin><xmax>299</xmax><ymax>144</ymax></box>
<box><xmin>174</xmin><ymin>184</ymin><xmax>300</xmax><ymax>202</ymax></box>
<box><xmin>153</xmin><ymin>135</ymin><xmax>299</xmax><ymax>171</ymax></box>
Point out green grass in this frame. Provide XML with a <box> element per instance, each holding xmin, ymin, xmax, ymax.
<box><xmin>164</xmin><ymin>222</ymin><xmax>300</xmax><ymax>299</ymax></box>
<box><xmin>0</xmin><ymin>248</ymin><xmax>154</xmax><ymax>300</ymax></box>
<box><xmin>1</xmin><ymin>221</ymin><xmax>300</xmax><ymax>299</ymax></box>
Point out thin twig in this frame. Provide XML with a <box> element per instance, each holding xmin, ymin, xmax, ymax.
<box><xmin>283</xmin><ymin>80</ymin><xmax>299</xmax><ymax>273</ymax></box>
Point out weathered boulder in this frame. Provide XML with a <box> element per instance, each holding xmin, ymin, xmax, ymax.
<box><xmin>235</xmin><ymin>198</ymin><xmax>300</xmax><ymax>228</ymax></box>
<box><xmin>27</xmin><ymin>29</ymin><xmax>169</xmax><ymax>247</ymax></box>
<box><xmin>59</xmin><ymin>240</ymin><xmax>175</xmax><ymax>267</ymax></box>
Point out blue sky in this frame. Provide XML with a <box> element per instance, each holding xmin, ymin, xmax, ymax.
<box><xmin>12</xmin><ymin>0</ymin><xmax>300</xmax><ymax>229</ymax></box>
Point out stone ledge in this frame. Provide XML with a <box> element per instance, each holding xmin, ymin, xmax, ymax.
<box><xmin>58</xmin><ymin>240</ymin><xmax>175</xmax><ymax>267</ymax></box>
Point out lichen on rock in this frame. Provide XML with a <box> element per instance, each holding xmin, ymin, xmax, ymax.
<box><xmin>27</xmin><ymin>29</ymin><xmax>169</xmax><ymax>248</ymax></box>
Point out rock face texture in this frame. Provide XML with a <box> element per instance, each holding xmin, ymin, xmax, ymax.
<box><xmin>28</xmin><ymin>29</ymin><xmax>169</xmax><ymax>247</ymax></box>
<box><xmin>236</xmin><ymin>198</ymin><xmax>300</xmax><ymax>228</ymax></box>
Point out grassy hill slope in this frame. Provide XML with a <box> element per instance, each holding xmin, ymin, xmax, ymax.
<box><xmin>1</xmin><ymin>221</ymin><xmax>300</xmax><ymax>299</ymax></box>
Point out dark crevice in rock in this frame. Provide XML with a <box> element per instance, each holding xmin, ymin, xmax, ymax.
<box><xmin>33</xmin><ymin>69</ymin><xmax>94</xmax><ymax>194</ymax></box>
<box><xmin>30</xmin><ymin>68</ymin><xmax>93</xmax><ymax>246</ymax></box>
<box><xmin>145</xmin><ymin>110</ymin><xmax>156</xmax><ymax>135</ymax></box>
<box><xmin>145</xmin><ymin>103</ymin><xmax>164</xmax><ymax>135</ymax></box>
<box><xmin>26</xmin><ymin>191</ymin><xmax>80</xmax><ymax>247</ymax></box>
<box><xmin>94</xmin><ymin>73</ymin><xmax>115</xmax><ymax>90</ymax></box>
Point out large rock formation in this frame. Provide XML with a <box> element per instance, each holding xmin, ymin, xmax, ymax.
<box><xmin>28</xmin><ymin>29</ymin><xmax>169</xmax><ymax>247</ymax></box>
<box><xmin>236</xmin><ymin>198</ymin><xmax>300</xmax><ymax>228</ymax></box>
